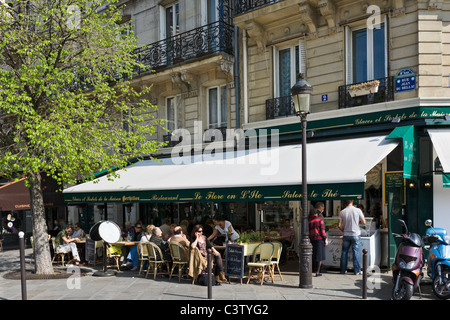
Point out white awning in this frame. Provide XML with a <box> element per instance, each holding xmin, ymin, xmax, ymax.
<box><xmin>428</xmin><ymin>128</ymin><xmax>450</xmax><ymax>172</ymax></box>
<box><xmin>63</xmin><ymin>135</ymin><xmax>398</xmax><ymax>202</ymax></box>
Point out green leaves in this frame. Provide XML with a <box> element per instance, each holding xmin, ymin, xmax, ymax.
<box><xmin>0</xmin><ymin>0</ymin><xmax>164</xmax><ymax>187</ymax></box>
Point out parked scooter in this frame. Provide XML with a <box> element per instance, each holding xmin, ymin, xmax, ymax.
<box><xmin>423</xmin><ymin>219</ymin><xmax>450</xmax><ymax>300</ymax></box>
<box><xmin>392</xmin><ymin>219</ymin><xmax>424</xmax><ymax>300</ymax></box>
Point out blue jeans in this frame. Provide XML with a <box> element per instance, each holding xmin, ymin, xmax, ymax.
<box><xmin>340</xmin><ymin>236</ymin><xmax>361</xmax><ymax>274</ymax></box>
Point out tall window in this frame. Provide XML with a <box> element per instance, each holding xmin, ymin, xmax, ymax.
<box><xmin>274</xmin><ymin>40</ymin><xmax>306</xmax><ymax>98</ymax></box>
<box><xmin>160</xmin><ymin>2</ymin><xmax>179</xmax><ymax>39</ymax></box>
<box><xmin>202</xmin><ymin>0</ymin><xmax>219</xmax><ymax>25</ymax></box>
<box><xmin>166</xmin><ymin>96</ymin><xmax>180</xmax><ymax>132</ymax></box>
<box><xmin>345</xmin><ymin>18</ymin><xmax>387</xmax><ymax>84</ymax></box>
<box><xmin>208</xmin><ymin>85</ymin><xmax>227</xmax><ymax>129</ymax></box>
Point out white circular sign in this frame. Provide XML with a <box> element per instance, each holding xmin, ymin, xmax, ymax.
<box><xmin>98</xmin><ymin>221</ymin><xmax>121</xmax><ymax>243</ymax></box>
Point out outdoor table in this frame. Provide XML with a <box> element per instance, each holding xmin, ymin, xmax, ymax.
<box><xmin>112</xmin><ymin>241</ymin><xmax>139</xmax><ymax>246</ymax></box>
<box><xmin>111</xmin><ymin>241</ymin><xmax>140</xmax><ymax>265</ymax></box>
<box><xmin>74</xmin><ymin>238</ymin><xmax>86</xmax><ymax>263</ymax></box>
<box><xmin>263</xmin><ymin>236</ymin><xmax>284</xmax><ymax>242</ymax></box>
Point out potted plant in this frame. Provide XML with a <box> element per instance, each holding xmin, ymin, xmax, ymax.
<box><xmin>235</xmin><ymin>231</ymin><xmax>263</xmax><ymax>244</ymax></box>
<box><xmin>348</xmin><ymin>79</ymin><xmax>380</xmax><ymax>97</ymax></box>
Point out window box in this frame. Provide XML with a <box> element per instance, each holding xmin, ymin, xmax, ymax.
<box><xmin>348</xmin><ymin>80</ymin><xmax>380</xmax><ymax>97</ymax></box>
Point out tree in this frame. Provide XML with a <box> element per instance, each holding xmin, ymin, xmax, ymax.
<box><xmin>0</xmin><ymin>0</ymin><xmax>163</xmax><ymax>274</ymax></box>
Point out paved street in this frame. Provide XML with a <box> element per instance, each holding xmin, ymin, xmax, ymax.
<box><xmin>0</xmin><ymin>248</ymin><xmax>437</xmax><ymax>303</ymax></box>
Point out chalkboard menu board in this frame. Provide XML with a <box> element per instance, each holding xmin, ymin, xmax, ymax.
<box><xmin>85</xmin><ymin>238</ymin><xmax>96</xmax><ymax>264</ymax></box>
<box><xmin>225</xmin><ymin>244</ymin><xmax>245</xmax><ymax>278</ymax></box>
<box><xmin>384</xmin><ymin>171</ymin><xmax>405</xmax><ymax>205</ymax></box>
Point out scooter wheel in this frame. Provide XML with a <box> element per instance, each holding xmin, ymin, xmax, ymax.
<box><xmin>432</xmin><ymin>275</ymin><xmax>450</xmax><ymax>300</ymax></box>
<box><xmin>392</xmin><ymin>281</ymin><xmax>413</xmax><ymax>300</ymax></box>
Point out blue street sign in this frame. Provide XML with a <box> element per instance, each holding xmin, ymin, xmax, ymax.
<box><xmin>395</xmin><ymin>69</ymin><xmax>416</xmax><ymax>92</ymax></box>
<box><xmin>322</xmin><ymin>94</ymin><xmax>328</xmax><ymax>102</ymax></box>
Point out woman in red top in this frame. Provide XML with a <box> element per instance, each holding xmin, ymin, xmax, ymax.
<box><xmin>308</xmin><ymin>202</ymin><xmax>328</xmax><ymax>276</ymax></box>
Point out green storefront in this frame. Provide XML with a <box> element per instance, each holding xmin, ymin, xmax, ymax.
<box><xmin>64</xmin><ymin>104</ymin><xmax>450</xmax><ymax>267</ymax></box>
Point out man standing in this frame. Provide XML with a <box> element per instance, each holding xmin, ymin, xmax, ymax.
<box><xmin>338</xmin><ymin>200</ymin><xmax>366</xmax><ymax>275</ymax></box>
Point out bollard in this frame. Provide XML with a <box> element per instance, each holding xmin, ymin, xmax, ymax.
<box><xmin>207</xmin><ymin>249</ymin><xmax>212</xmax><ymax>300</ymax></box>
<box><xmin>18</xmin><ymin>231</ymin><xmax>27</xmax><ymax>300</ymax></box>
<box><xmin>362</xmin><ymin>249</ymin><xmax>368</xmax><ymax>299</ymax></box>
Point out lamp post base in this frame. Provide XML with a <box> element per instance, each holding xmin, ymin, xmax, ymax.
<box><xmin>299</xmin><ymin>241</ymin><xmax>313</xmax><ymax>289</ymax></box>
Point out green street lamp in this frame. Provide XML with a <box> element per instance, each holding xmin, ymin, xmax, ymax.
<box><xmin>291</xmin><ymin>73</ymin><xmax>313</xmax><ymax>289</ymax></box>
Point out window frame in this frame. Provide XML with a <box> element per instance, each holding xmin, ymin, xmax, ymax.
<box><xmin>272</xmin><ymin>40</ymin><xmax>306</xmax><ymax>98</ymax></box>
<box><xmin>159</xmin><ymin>2</ymin><xmax>180</xmax><ymax>40</ymax></box>
<box><xmin>345</xmin><ymin>15</ymin><xmax>388</xmax><ymax>84</ymax></box>
<box><xmin>206</xmin><ymin>85</ymin><xmax>227</xmax><ymax>129</ymax></box>
<box><xmin>166</xmin><ymin>95</ymin><xmax>180</xmax><ymax>132</ymax></box>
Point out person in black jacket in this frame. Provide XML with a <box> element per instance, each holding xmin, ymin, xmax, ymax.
<box><xmin>150</xmin><ymin>227</ymin><xmax>171</xmax><ymax>261</ymax></box>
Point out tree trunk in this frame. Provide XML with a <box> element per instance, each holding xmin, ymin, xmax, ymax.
<box><xmin>29</xmin><ymin>171</ymin><xmax>54</xmax><ymax>274</ymax></box>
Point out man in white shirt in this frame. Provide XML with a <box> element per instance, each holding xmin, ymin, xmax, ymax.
<box><xmin>338</xmin><ymin>200</ymin><xmax>366</xmax><ymax>275</ymax></box>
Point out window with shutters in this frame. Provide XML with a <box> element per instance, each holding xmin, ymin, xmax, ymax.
<box><xmin>266</xmin><ymin>40</ymin><xmax>306</xmax><ymax>119</ymax></box>
<box><xmin>273</xmin><ymin>41</ymin><xmax>306</xmax><ymax>98</ymax></box>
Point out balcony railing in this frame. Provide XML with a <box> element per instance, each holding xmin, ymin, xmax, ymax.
<box><xmin>338</xmin><ymin>77</ymin><xmax>394</xmax><ymax>109</ymax></box>
<box><xmin>266</xmin><ymin>95</ymin><xmax>295</xmax><ymax>120</ymax></box>
<box><xmin>132</xmin><ymin>21</ymin><xmax>234</xmax><ymax>76</ymax></box>
<box><xmin>234</xmin><ymin>0</ymin><xmax>283</xmax><ymax>16</ymax></box>
<box><xmin>163</xmin><ymin>133</ymin><xmax>182</xmax><ymax>148</ymax></box>
<box><xmin>204</xmin><ymin>126</ymin><xmax>228</xmax><ymax>142</ymax></box>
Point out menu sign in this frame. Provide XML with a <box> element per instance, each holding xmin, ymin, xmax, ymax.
<box><xmin>85</xmin><ymin>238</ymin><xmax>97</xmax><ymax>265</ymax></box>
<box><xmin>384</xmin><ymin>171</ymin><xmax>406</xmax><ymax>205</ymax></box>
<box><xmin>225</xmin><ymin>244</ymin><xmax>245</xmax><ymax>279</ymax></box>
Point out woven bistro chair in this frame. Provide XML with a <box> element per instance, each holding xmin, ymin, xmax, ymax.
<box><xmin>247</xmin><ymin>242</ymin><xmax>274</xmax><ymax>285</ymax></box>
<box><xmin>138</xmin><ymin>242</ymin><xmax>151</xmax><ymax>275</ymax></box>
<box><xmin>270</xmin><ymin>241</ymin><xmax>283</xmax><ymax>280</ymax></box>
<box><xmin>106</xmin><ymin>243</ymin><xmax>121</xmax><ymax>271</ymax></box>
<box><xmin>51</xmin><ymin>237</ymin><xmax>72</xmax><ymax>266</ymax></box>
<box><xmin>146</xmin><ymin>242</ymin><xmax>170</xmax><ymax>280</ymax></box>
<box><xmin>169</xmin><ymin>242</ymin><xmax>189</xmax><ymax>282</ymax></box>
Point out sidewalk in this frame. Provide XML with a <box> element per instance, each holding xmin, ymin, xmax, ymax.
<box><xmin>0</xmin><ymin>248</ymin><xmax>435</xmax><ymax>301</ymax></box>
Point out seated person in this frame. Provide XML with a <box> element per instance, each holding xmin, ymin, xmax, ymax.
<box><xmin>132</xmin><ymin>223</ymin><xmax>143</xmax><ymax>241</ymax></box>
<box><xmin>169</xmin><ymin>226</ymin><xmax>190</xmax><ymax>261</ymax></box>
<box><xmin>54</xmin><ymin>224</ymin><xmax>82</xmax><ymax>266</ymax></box>
<box><xmin>140</xmin><ymin>224</ymin><xmax>154</xmax><ymax>242</ymax></box>
<box><xmin>150</xmin><ymin>227</ymin><xmax>171</xmax><ymax>261</ymax></box>
<box><xmin>279</xmin><ymin>219</ymin><xmax>295</xmax><ymax>262</ymax></box>
<box><xmin>71</xmin><ymin>223</ymin><xmax>85</xmax><ymax>239</ymax></box>
<box><xmin>122</xmin><ymin>223</ymin><xmax>145</xmax><ymax>270</ymax></box>
<box><xmin>122</xmin><ymin>221</ymin><xmax>135</xmax><ymax>240</ymax></box>
<box><xmin>191</xmin><ymin>224</ymin><xmax>226</xmax><ymax>283</ymax></box>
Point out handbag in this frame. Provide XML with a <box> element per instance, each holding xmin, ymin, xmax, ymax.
<box><xmin>199</xmin><ymin>270</ymin><xmax>217</xmax><ymax>286</ymax></box>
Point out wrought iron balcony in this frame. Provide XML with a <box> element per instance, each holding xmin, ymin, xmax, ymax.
<box><xmin>133</xmin><ymin>21</ymin><xmax>234</xmax><ymax>76</ymax></box>
<box><xmin>204</xmin><ymin>126</ymin><xmax>228</xmax><ymax>142</ymax></box>
<box><xmin>234</xmin><ymin>0</ymin><xmax>283</xmax><ymax>16</ymax></box>
<box><xmin>163</xmin><ymin>133</ymin><xmax>182</xmax><ymax>148</ymax></box>
<box><xmin>338</xmin><ymin>76</ymin><xmax>394</xmax><ymax>109</ymax></box>
<box><xmin>266</xmin><ymin>95</ymin><xmax>295</xmax><ymax>120</ymax></box>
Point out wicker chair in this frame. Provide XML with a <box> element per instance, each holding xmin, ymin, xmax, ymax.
<box><xmin>145</xmin><ymin>242</ymin><xmax>170</xmax><ymax>280</ymax></box>
<box><xmin>138</xmin><ymin>242</ymin><xmax>150</xmax><ymax>275</ymax></box>
<box><xmin>51</xmin><ymin>237</ymin><xmax>72</xmax><ymax>266</ymax></box>
<box><xmin>270</xmin><ymin>241</ymin><xmax>283</xmax><ymax>280</ymax></box>
<box><xmin>106</xmin><ymin>244</ymin><xmax>121</xmax><ymax>271</ymax></box>
<box><xmin>169</xmin><ymin>242</ymin><xmax>189</xmax><ymax>282</ymax></box>
<box><xmin>247</xmin><ymin>242</ymin><xmax>274</xmax><ymax>285</ymax></box>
